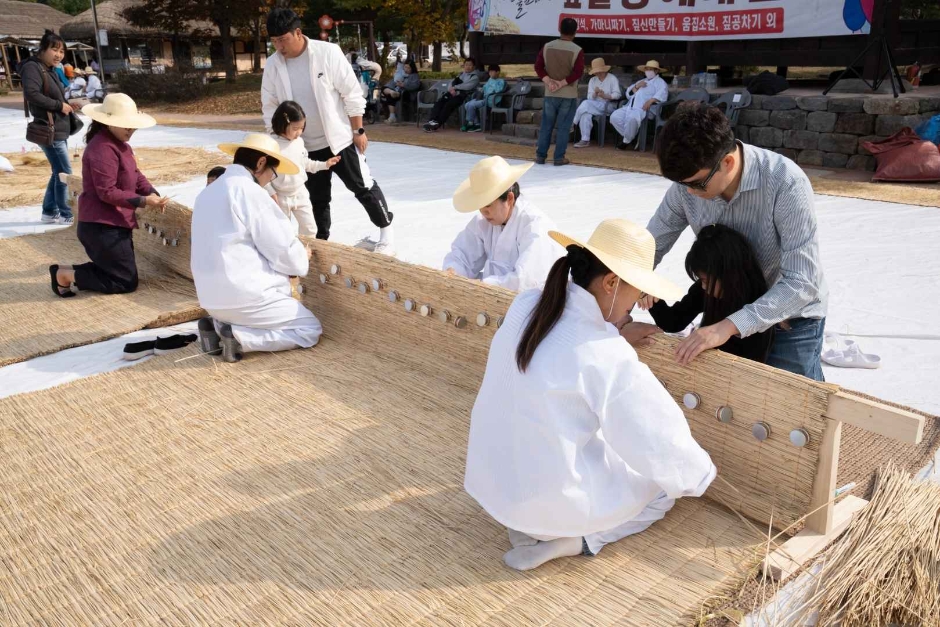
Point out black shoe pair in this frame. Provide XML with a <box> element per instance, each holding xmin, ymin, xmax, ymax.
<box><xmin>123</xmin><ymin>334</ymin><xmax>198</xmax><ymax>361</ymax></box>
<box><xmin>49</xmin><ymin>265</ymin><xmax>75</xmax><ymax>298</ymax></box>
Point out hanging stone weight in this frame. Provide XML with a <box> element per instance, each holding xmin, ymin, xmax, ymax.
<box><xmin>682</xmin><ymin>392</ymin><xmax>701</xmax><ymax>410</ymax></box>
<box><xmin>330</xmin><ymin>264</ymin><xmax>341</xmax><ymax>275</ymax></box>
<box><xmin>170</xmin><ymin>238</ymin><xmax>179</xmax><ymax>247</ymax></box>
<box><xmin>716</xmin><ymin>406</ymin><xmax>733</xmax><ymax>424</ymax></box>
<box><xmin>437</xmin><ymin>310</ymin><xmax>451</xmax><ymax>324</ymax></box>
<box><xmin>454</xmin><ymin>316</ymin><xmax>468</xmax><ymax>329</ymax></box>
<box><xmin>752</xmin><ymin>422</ymin><xmax>771</xmax><ymax>442</ymax></box>
<box><xmin>371</xmin><ymin>278</ymin><xmax>383</xmax><ymax>292</ymax></box>
<box><xmin>358</xmin><ymin>282</ymin><xmax>369</xmax><ymax>294</ymax></box>
<box><xmin>419</xmin><ymin>304</ymin><xmax>432</xmax><ymax>317</ymax></box>
<box><xmin>404</xmin><ymin>299</ymin><xmax>416</xmax><ymax>312</ymax></box>
<box><xmin>476</xmin><ymin>312</ymin><xmax>489</xmax><ymax>327</ymax></box>
<box><xmin>157</xmin><ymin>230</ymin><xmax>165</xmax><ymax>238</ymax></box>
<box><xmin>297</xmin><ymin>284</ymin><xmax>305</xmax><ymax>295</ymax></box>
<box><xmin>789</xmin><ymin>428</ymin><xmax>809</xmax><ymax>447</ymax></box>
<box><xmin>496</xmin><ymin>316</ymin><xmax>504</xmax><ymax>328</ymax></box>
<box><xmin>162</xmin><ymin>237</ymin><xmax>169</xmax><ymax>246</ymax></box>
<box><xmin>319</xmin><ymin>273</ymin><xmax>328</xmax><ymax>284</ymax></box>
<box><xmin>344</xmin><ymin>277</ymin><xmax>354</xmax><ymax>288</ymax></box>
<box><xmin>388</xmin><ymin>291</ymin><xmax>399</xmax><ymax>303</ymax></box>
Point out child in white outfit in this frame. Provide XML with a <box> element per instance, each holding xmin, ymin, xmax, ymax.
<box><xmin>266</xmin><ymin>101</ymin><xmax>341</xmax><ymax>237</ymax></box>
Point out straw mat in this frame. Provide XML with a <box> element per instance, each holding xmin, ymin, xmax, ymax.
<box><xmin>0</xmin><ymin>339</ymin><xmax>766</xmax><ymax>625</ymax></box>
<box><xmin>0</xmin><ymin>226</ymin><xmax>203</xmax><ymax>367</ymax></box>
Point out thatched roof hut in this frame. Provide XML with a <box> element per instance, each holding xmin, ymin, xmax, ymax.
<box><xmin>60</xmin><ymin>0</ymin><xmax>214</xmax><ymax>40</ymax></box>
<box><xmin>0</xmin><ymin>0</ymin><xmax>71</xmax><ymax>39</ymax></box>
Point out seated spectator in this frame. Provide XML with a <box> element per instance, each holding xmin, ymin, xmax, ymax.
<box><xmin>64</xmin><ymin>68</ymin><xmax>88</xmax><ymax>105</ymax></box>
<box><xmin>444</xmin><ymin>156</ymin><xmax>561</xmax><ymax>291</ymax></box>
<box><xmin>461</xmin><ymin>64</ymin><xmax>504</xmax><ymax>133</ymax></box>
<box><xmin>611</xmin><ymin>60</ymin><xmax>667</xmax><ymax>150</ymax></box>
<box><xmin>85</xmin><ymin>68</ymin><xmax>104</xmax><ymax>102</ymax></box>
<box><xmin>573</xmin><ymin>58</ymin><xmax>621</xmax><ymax>148</ymax></box>
<box><xmin>382</xmin><ymin>59</ymin><xmax>420</xmax><ymax>124</ymax></box>
<box><xmin>423</xmin><ymin>57</ymin><xmax>480</xmax><ymax>133</ymax></box>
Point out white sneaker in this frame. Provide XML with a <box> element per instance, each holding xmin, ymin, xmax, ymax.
<box><xmin>822</xmin><ymin>343</ymin><xmax>881</xmax><ymax>369</ymax></box>
<box><xmin>373</xmin><ymin>239</ymin><xmax>395</xmax><ymax>256</ymax></box>
<box><xmin>386</xmin><ymin>115</ymin><xmax>397</xmax><ymax>124</ymax></box>
<box><xmin>58</xmin><ymin>215</ymin><xmax>74</xmax><ymax>225</ymax></box>
<box><xmin>574</xmin><ymin>140</ymin><xmax>590</xmax><ymax>148</ymax></box>
<box><xmin>41</xmin><ymin>214</ymin><xmax>59</xmax><ymax>224</ymax></box>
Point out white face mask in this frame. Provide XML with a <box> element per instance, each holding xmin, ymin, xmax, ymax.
<box><xmin>644</xmin><ymin>70</ymin><xmax>657</xmax><ymax>80</ymax></box>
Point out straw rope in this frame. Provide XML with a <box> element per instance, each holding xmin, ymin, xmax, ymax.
<box><xmin>0</xmin><ymin>226</ymin><xmax>202</xmax><ymax>367</ymax></box>
<box><xmin>0</xmin><ymin>340</ymin><xmax>766</xmax><ymax>625</ymax></box>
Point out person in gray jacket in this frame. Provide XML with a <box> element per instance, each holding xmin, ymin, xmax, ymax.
<box><xmin>423</xmin><ymin>58</ymin><xmax>480</xmax><ymax>132</ymax></box>
<box><xmin>381</xmin><ymin>60</ymin><xmax>421</xmax><ymax>124</ymax></box>
<box><xmin>21</xmin><ymin>29</ymin><xmax>74</xmax><ymax>224</ymax></box>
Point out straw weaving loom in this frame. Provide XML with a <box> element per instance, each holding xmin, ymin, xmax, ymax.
<box><xmin>0</xmin><ymin>178</ymin><xmax>932</xmax><ymax>624</ymax></box>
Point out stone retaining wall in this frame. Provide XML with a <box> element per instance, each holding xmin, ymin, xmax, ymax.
<box><xmin>734</xmin><ymin>95</ymin><xmax>940</xmax><ymax>171</ymax></box>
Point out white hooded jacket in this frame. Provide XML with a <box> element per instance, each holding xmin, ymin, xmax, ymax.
<box><xmin>442</xmin><ymin>197</ymin><xmax>562</xmax><ymax>292</ymax></box>
<box><xmin>262</xmin><ymin>37</ymin><xmax>365</xmax><ymax>156</ymax></box>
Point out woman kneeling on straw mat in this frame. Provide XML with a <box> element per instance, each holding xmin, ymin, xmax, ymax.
<box><xmin>50</xmin><ymin>94</ymin><xmax>168</xmax><ymax>297</ymax></box>
<box><xmin>444</xmin><ymin>156</ymin><xmax>561</xmax><ymax>291</ymax></box>
<box><xmin>464</xmin><ymin>219</ymin><xmax>716</xmax><ymax>571</ymax></box>
<box><xmin>191</xmin><ymin>133</ymin><xmax>322</xmax><ymax>363</ymax></box>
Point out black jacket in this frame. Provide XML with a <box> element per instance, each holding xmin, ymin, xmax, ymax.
<box><xmin>649</xmin><ymin>282</ymin><xmax>774</xmax><ymax>363</ymax></box>
<box><xmin>21</xmin><ymin>56</ymin><xmax>70</xmax><ymax>142</ymax></box>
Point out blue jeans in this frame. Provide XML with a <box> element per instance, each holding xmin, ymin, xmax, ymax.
<box><xmin>464</xmin><ymin>98</ymin><xmax>486</xmax><ymax>125</ymax></box>
<box><xmin>40</xmin><ymin>140</ymin><xmax>73</xmax><ymax>219</ymax></box>
<box><xmin>767</xmin><ymin>317</ymin><xmax>826</xmax><ymax>381</ymax></box>
<box><xmin>537</xmin><ymin>96</ymin><xmax>578</xmax><ymax>161</ymax></box>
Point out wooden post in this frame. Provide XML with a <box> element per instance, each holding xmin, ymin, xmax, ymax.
<box><xmin>686</xmin><ymin>42</ymin><xmax>706</xmax><ymax>75</ymax></box>
<box><xmin>1</xmin><ymin>44</ymin><xmax>13</xmax><ymax>90</ymax></box>
<box><xmin>469</xmin><ymin>31</ymin><xmax>483</xmax><ymax>65</ymax></box>
<box><xmin>805</xmin><ymin>419</ymin><xmax>842</xmax><ymax>534</ymax></box>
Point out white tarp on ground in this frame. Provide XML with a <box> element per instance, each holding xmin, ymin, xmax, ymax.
<box><xmin>1</xmin><ymin>118</ymin><xmax>938</xmax><ymax>417</ymax></box>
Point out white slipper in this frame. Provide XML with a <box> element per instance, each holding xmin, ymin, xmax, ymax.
<box><xmin>822</xmin><ymin>343</ymin><xmax>881</xmax><ymax>369</ymax></box>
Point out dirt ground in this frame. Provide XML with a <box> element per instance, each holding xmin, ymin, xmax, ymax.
<box><xmin>0</xmin><ymin>147</ymin><xmax>229</xmax><ymax>209</ymax></box>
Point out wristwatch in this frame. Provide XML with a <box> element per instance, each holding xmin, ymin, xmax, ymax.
<box><xmin>355</xmin><ymin>127</ymin><xmax>366</xmax><ymax>135</ymax></box>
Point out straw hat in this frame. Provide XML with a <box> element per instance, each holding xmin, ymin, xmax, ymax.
<box><xmin>549</xmin><ymin>219</ymin><xmax>684</xmax><ymax>302</ymax></box>
<box><xmin>85</xmin><ymin>67</ymin><xmax>97</xmax><ymax>75</ymax></box>
<box><xmin>588</xmin><ymin>58</ymin><xmax>611</xmax><ymax>75</ymax></box>
<box><xmin>82</xmin><ymin>94</ymin><xmax>156</xmax><ymax>129</ymax></box>
<box><xmin>637</xmin><ymin>60</ymin><xmax>662</xmax><ymax>73</ymax></box>
<box><xmin>74</xmin><ymin>68</ymin><xmax>85</xmax><ymax>76</ymax></box>
<box><xmin>218</xmin><ymin>133</ymin><xmax>300</xmax><ymax>175</ymax></box>
<box><xmin>452</xmin><ymin>155</ymin><xmax>533</xmax><ymax>213</ymax></box>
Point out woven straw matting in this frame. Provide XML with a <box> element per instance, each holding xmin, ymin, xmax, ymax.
<box><xmin>0</xmin><ymin>339</ymin><xmax>764</xmax><ymax>625</ymax></box>
<box><xmin>0</xmin><ymin>227</ymin><xmax>203</xmax><ymax>367</ymax></box>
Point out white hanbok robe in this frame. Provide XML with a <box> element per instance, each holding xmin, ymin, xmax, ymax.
<box><xmin>86</xmin><ymin>74</ymin><xmax>103</xmax><ymax>100</ymax></box>
<box><xmin>465</xmin><ymin>284</ymin><xmax>716</xmax><ymax>554</ymax></box>
<box><xmin>610</xmin><ymin>74</ymin><xmax>668</xmax><ymax>143</ymax></box>
<box><xmin>573</xmin><ymin>74</ymin><xmax>622</xmax><ymax>142</ymax></box>
<box><xmin>191</xmin><ymin>165</ymin><xmax>322</xmax><ymax>353</ymax></box>
<box><xmin>442</xmin><ymin>197</ymin><xmax>562</xmax><ymax>292</ymax></box>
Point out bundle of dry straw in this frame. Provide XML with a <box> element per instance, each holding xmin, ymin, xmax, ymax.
<box><xmin>792</xmin><ymin>463</ymin><xmax>940</xmax><ymax>626</ymax></box>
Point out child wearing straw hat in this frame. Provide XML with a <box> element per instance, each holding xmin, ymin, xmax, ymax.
<box><xmin>49</xmin><ymin>94</ymin><xmax>167</xmax><ymax>298</ymax></box>
<box><xmin>443</xmin><ymin>156</ymin><xmax>562</xmax><ymax>291</ymax></box>
<box><xmin>464</xmin><ymin>218</ymin><xmax>716</xmax><ymax>571</ymax></box>
<box><xmin>573</xmin><ymin>58</ymin><xmax>621</xmax><ymax>149</ymax></box>
<box><xmin>610</xmin><ymin>59</ymin><xmax>667</xmax><ymax>150</ymax></box>
<box><xmin>191</xmin><ymin>133</ymin><xmax>322</xmax><ymax>363</ymax></box>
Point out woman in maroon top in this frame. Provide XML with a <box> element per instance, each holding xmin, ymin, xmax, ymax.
<box><xmin>50</xmin><ymin>94</ymin><xmax>167</xmax><ymax>297</ymax></box>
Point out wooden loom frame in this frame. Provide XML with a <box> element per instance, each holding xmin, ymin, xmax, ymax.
<box><xmin>65</xmin><ymin>175</ymin><xmax>927</xmax><ymax>580</ymax></box>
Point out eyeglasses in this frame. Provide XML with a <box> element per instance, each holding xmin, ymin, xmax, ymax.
<box><xmin>676</xmin><ymin>154</ymin><xmax>726</xmax><ymax>192</ymax></box>
<box><xmin>270</xmin><ymin>166</ymin><xmax>278</xmax><ymax>181</ymax></box>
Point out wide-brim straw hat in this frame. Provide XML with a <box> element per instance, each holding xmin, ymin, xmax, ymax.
<box><xmin>549</xmin><ymin>219</ymin><xmax>684</xmax><ymax>302</ymax></box>
<box><xmin>85</xmin><ymin>68</ymin><xmax>97</xmax><ymax>74</ymax></box>
<box><xmin>637</xmin><ymin>60</ymin><xmax>662</xmax><ymax>73</ymax></box>
<box><xmin>589</xmin><ymin>57</ymin><xmax>611</xmax><ymax>75</ymax></box>
<box><xmin>453</xmin><ymin>155</ymin><xmax>532</xmax><ymax>213</ymax></box>
<box><xmin>74</xmin><ymin>68</ymin><xmax>85</xmax><ymax>76</ymax></box>
<box><xmin>218</xmin><ymin>133</ymin><xmax>301</xmax><ymax>175</ymax></box>
<box><xmin>82</xmin><ymin>93</ymin><xmax>156</xmax><ymax>130</ymax></box>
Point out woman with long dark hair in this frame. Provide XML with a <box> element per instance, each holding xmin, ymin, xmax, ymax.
<box><xmin>49</xmin><ymin>93</ymin><xmax>166</xmax><ymax>298</ymax></box>
<box><xmin>21</xmin><ymin>29</ymin><xmax>73</xmax><ymax>224</ymax></box>
<box><xmin>648</xmin><ymin>224</ymin><xmax>773</xmax><ymax>363</ymax></box>
<box><xmin>464</xmin><ymin>219</ymin><xmax>716</xmax><ymax>571</ymax></box>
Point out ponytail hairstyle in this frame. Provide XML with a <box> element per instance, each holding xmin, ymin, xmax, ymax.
<box><xmin>515</xmin><ymin>245</ymin><xmax>611</xmax><ymax>372</ymax></box>
<box><xmin>684</xmin><ymin>224</ymin><xmax>768</xmax><ymax>326</ymax></box>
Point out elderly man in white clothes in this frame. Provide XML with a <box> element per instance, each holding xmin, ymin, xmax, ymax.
<box><xmin>443</xmin><ymin>156</ymin><xmax>562</xmax><ymax>292</ymax></box>
<box><xmin>464</xmin><ymin>218</ymin><xmax>716</xmax><ymax>571</ymax></box>
<box><xmin>573</xmin><ymin>58</ymin><xmax>621</xmax><ymax>149</ymax></box>
<box><xmin>610</xmin><ymin>59</ymin><xmax>668</xmax><ymax>150</ymax></box>
<box><xmin>191</xmin><ymin>133</ymin><xmax>322</xmax><ymax>363</ymax></box>
<box><xmin>262</xmin><ymin>8</ymin><xmax>394</xmax><ymax>254</ymax></box>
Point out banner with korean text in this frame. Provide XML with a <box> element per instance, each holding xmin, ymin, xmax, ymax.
<box><xmin>468</xmin><ymin>0</ymin><xmax>874</xmax><ymax>40</ymax></box>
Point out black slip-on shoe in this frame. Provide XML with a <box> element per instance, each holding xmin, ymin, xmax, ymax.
<box><xmin>123</xmin><ymin>340</ymin><xmax>156</xmax><ymax>361</ymax></box>
<box><xmin>49</xmin><ymin>265</ymin><xmax>75</xmax><ymax>298</ymax></box>
<box><xmin>154</xmin><ymin>333</ymin><xmax>198</xmax><ymax>355</ymax></box>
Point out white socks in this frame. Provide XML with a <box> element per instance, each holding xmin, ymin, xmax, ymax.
<box><xmin>503</xmin><ymin>536</ymin><xmax>582</xmax><ymax>571</ymax></box>
<box><xmin>379</xmin><ymin>226</ymin><xmax>393</xmax><ymax>244</ymax></box>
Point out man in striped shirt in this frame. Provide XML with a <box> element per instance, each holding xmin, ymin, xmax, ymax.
<box><xmin>640</xmin><ymin>103</ymin><xmax>828</xmax><ymax>381</ymax></box>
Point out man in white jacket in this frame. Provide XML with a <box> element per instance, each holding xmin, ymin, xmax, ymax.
<box><xmin>444</xmin><ymin>156</ymin><xmax>562</xmax><ymax>291</ymax></box>
<box><xmin>191</xmin><ymin>134</ymin><xmax>322</xmax><ymax>363</ymax></box>
<box><xmin>610</xmin><ymin>59</ymin><xmax>668</xmax><ymax>150</ymax></box>
<box><xmin>262</xmin><ymin>9</ymin><xmax>394</xmax><ymax>254</ymax></box>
